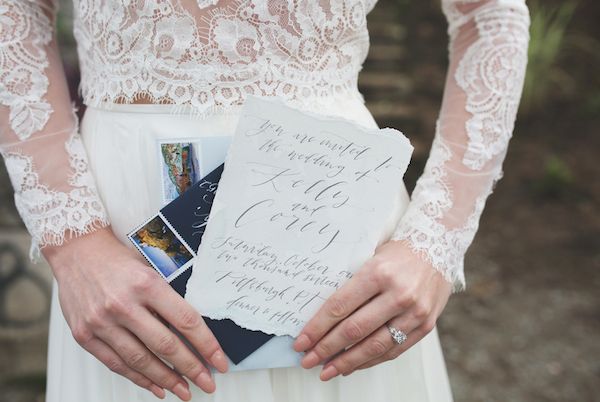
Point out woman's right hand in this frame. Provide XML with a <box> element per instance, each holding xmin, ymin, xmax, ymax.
<box><xmin>43</xmin><ymin>226</ymin><xmax>229</xmax><ymax>401</ymax></box>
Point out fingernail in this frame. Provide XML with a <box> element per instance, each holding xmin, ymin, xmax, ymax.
<box><xmin>211</xmin><ymin>350</ymin><xmax>229</xmax><ymax>373</ymax></box>
<box><xmin>320</xmin><ymin>364</ymin><xmax>339</xmax><ymax>381</ymax></box>
<box><xmin>195</xmin><ymin>371</ymin><xmax>216</xmax><ymax>393</ymax></box>
<box><xmin>294</xmin><ymin>334</ymin><xmax>311</xmax><ymax>352</ymax></box>
<box><xmin>149</xmin><ymin>384</ymin><xmax>165</xmax><ymax>399</ymax></box>
<box><xmin>301</xmin><ymin>350</ymin><xmax>320</xmax><ymax>369</ymax></box>
<box><xmin>173</xmin><ymin>382</ymin><xmax>191</xmax><ymax>401</ymax></box>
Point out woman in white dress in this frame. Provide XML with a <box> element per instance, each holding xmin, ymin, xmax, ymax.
<box><xmin>0</xmin><ymin>1</ymin><xmax>530</xmax><ymax>401</ymax></box>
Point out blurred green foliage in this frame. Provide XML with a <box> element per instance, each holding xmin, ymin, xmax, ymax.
<box><xmin>55</xmin><ymin>1</ymin><xmax>74</xmax><ymax>45</ymax></box>
<box><xmin>521</xmin><ymin>0</ymin><xmax>578</xmax><ymax>114</ymax></box>
<box><xmin>534</xmin><ymin>155</ymin><xmax>574</xmax><ymax>198</ymax></box>
<box><xmin>521</xmin><ymin>0</ymin><xmax>600</xmax><ymax>116</ymax></box>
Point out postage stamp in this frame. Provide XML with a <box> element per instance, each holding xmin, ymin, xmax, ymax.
<box><xmin>158</xmin><ymin>140</ymin><xmax>201</xmax><ymax>205</ymax></box>
<box><xmin>128</xmin><ymin>214</ymin><xmax>195</xmax><ymax>281</ymax></box>
<box><xmin>130</xmin><ymin>136</ymin><xmax>231</xmax><ymax>281</ymax></box>
<box><xmin>157</xmin><ymin>136</ymin><xmax>232</xmax><ymax>205</ymax></box>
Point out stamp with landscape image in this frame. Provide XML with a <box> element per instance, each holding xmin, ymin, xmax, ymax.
<box><xmin>158</xmin><ymin>140</ymin><xmax>200</xmax><ymax>205</ymax></box>
<box><xmin>128</xmin><ymin>214</ymin><xmax>195</xmax><ymax>281</ymax></box>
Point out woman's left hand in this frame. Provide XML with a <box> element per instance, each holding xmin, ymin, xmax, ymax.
<box><xmin>292</xmin><ymin>239</ymin><xmax>453</xmax><ymax>380</ymax></box>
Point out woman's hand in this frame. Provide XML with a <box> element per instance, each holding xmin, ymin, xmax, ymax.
<box><xmin>292</xmin><ymin>239</ymin><xmax>452</xmax><ymax>380</ymax></box>
<box><xmin>43</xmin><ymin>227</ymin><xmax>229</xmax><ymax>401</ymax></box>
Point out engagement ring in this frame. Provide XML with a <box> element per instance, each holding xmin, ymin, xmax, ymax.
<box><xmin>386</xmin><ymin>324</ymin><xmax>408</xmax><ymax>345</ymax></box>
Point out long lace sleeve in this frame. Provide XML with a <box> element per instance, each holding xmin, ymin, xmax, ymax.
<box><xmin>0</xmin><ymin>0</ymin><xmax>109</xmax><ymax>259</ymax></box>
<box><xmin>390</xmin><ymin>0</ymin><xmax>530</xmax><ymax>292</ymax></box>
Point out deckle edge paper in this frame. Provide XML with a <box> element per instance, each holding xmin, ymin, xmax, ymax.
<box><xmin>185</xmin><ymin>95</ymin><xmax>414</xmax><ymax>337</ymax></box>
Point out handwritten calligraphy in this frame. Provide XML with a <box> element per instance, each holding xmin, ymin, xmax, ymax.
<box><xmin>185</xmin><ymin>96</ymin><xmax>413</xmax><ymax>336</ymax></box>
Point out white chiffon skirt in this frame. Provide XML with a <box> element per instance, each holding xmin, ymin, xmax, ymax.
<box><xmin>45</xmin><ymin>97</ymin><xmax>454</xmax><ymax>402</ymax></box>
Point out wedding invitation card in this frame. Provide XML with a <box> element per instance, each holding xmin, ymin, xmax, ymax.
<box><xmin>185</xmin><ymin>96</ymin><xmax>413</xmax><ymax>338</ymax></box>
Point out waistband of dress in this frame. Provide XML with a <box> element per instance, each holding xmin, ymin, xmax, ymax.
<box><xmin>85</xmin><ymin>92</ymin><xmax>367</xmax><ymax>116</ymax></box>
<box><xmin>85</xmin><ymin>102</ymin><xmax>243</xmax><ymax>115</ymax></box>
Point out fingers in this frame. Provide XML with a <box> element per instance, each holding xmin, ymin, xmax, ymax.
<box><xmin>293</xmin><ymin>266</ymin><xmax>380</xmax><ymax>353</ymax></box>
<box><xmin>346</xmin><ymin>317</ymin><xmax>437</xmax><ymax>377</ymax></box>
<box><xmin>319</xmin><ymin>313</ymin><xmax>423</xmax><ymax>381</ymax></box>
<box><xmin>316</xmin><ymin>281</ymin><xmax>446</xmax><ymax>379</ymax></box>
<box><xmin>98</xmin><ymin>325</ymin><xmax>193</xmax><ymax>401</ymax></box>
<box><xmin>146</xmin><ymin>281</ymin><xmax>229</xmax><ymax>374</ymax></box>
<box><xmin>352</xmin><ymin>320</ymin><xmax>436</xmax><ymax>373</ymax></box>
<box><xmin>81</xmin><ymin>337</ymin><xmax>166</xmax><ymax>399</ymax></box>
<box><xmin>125</xmin><ymin>308</ymin><xmax>217</xmax><ymax>393</ymax></box>
<box><xmin>299</xmin><ymin>292</ymin><xmax>403</xmax><ymax>369</ymax></box>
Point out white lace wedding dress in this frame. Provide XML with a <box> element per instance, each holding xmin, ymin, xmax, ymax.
<box><xmin>0</xmin><ymin>0</ymin><xmax>530</xmax><ymax>401</ymax></box>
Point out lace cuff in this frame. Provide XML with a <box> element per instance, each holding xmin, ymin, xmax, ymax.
<box><xmin>391</xmin><ymin>127</ymin><xmax>467</xmax><ymax>292</ymax></box>
<box><xmin>4</xmin><ymin>119</ymin><xmax>109</xmax><ymax>259</ymax></box>
<box><xmin>390</xmin><ymin>0</ymin><xmax>530</xmax><ymax>292</ymax></box>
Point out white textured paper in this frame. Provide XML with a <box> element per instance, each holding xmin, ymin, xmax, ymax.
<box><xmin>185</xmin><ymin>96</ymin><xmax>413</xmax><ymax>337</ymax></box>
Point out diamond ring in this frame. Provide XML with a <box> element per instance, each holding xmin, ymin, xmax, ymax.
<box><xmin>386</xmin><ymin>324</ymin><xmax>408</xmax><ymax>345</ymax></box>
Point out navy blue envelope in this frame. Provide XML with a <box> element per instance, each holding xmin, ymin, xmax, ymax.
<box><xmin>159</xmin><ymin>164</ymin><xmax>274</xmax><ymax>364</ymax></box>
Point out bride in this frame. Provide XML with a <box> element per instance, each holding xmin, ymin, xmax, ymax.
<box><xmin>0</xmin><ymin>1</ymin><xmax>530</xmax><ymax>401</ymax></box>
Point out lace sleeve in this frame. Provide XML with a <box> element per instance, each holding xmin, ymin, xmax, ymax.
<box><xmin>390</xmin><ymin>0</ymin><xmax>530</xmax><ymax>292</ymax></box>
<box><xmin>0</xmin><ymin>0</ymin><xmax>109</xmax><ymax>259</ymax></box>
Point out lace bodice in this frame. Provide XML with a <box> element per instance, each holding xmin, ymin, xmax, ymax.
<box><xmin>0</xmin><ymin>0</ymin><xmax>529</xmax><ymax>291</ymax></box>
<box><xmin>74</xmin><ymin>0</ymin><xmax>377</xmax><ymax>114</ymax></box>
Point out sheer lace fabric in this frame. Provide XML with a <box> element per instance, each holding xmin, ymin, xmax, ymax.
<box><xmin>390</xmin><ymin>0</ymin><xmax>530</xmax><ymax>291</ymax></box>
<box><xmin>73</xmin><ymin>0</ymin><xmax>378</xmax><ymax>115</ymax></box>
<box><xmin>0</xmin><ymin>0</ymin><xmax>109</xmax><ymax>258</ymax></box>
<box><xmin>0</xmin><ymin>0</ymin><xmax>530</xmax><ymax>293</ymax></box>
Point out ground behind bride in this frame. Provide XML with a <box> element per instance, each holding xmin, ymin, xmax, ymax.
<box><xmin>0</xmin><ymin>0</ymin><xmax>598</xmax><ymax>401</ymax></box>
